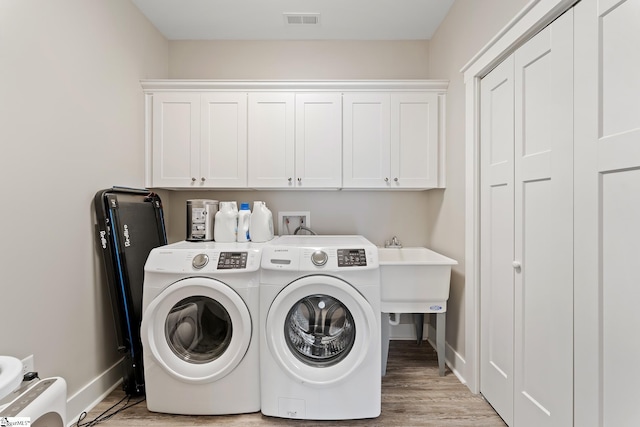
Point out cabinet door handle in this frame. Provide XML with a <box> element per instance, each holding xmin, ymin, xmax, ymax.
<box><xmin>201</xmin><ymin>177</ymin><xmax>205</xmax><ymax>182</ymax></box>
<box><xmin>191</xmin><ymin>177</ymin><xmax>196</xmax><ymax>182</ymax></box>
<box><xmin>384</xmin><ymin>177</ymin><xmax>389</xmax><ymax>182</ymax></box>
<box><xmin>394</xmin><ymin>177</ymin><xmax>398</xmax><ymax>182</ymax></box>
<box><xmin>288</xmin><ymin>177</ymin><xmax>292</xmax><ymax>182</ymax></box>
<box><xmin>512</xmin><ymin>261</ymin><xmax>522</xmax><ymax>270</ymax></box>
<box><xmin>297</xmin><ymin>178</ymin><xmax>302</xmax><ymax>183</ymax></box>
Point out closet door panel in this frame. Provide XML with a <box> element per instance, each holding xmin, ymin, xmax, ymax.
<box><xmin>513</xmin><ymin>11</ymin><xmax>574</xmax><ymax>427</ymax></box>
<box><xmin>600</xmin><ymin>2</ymin><xmax>640</xmax><ymax>424</ymax></box>
<box><xmin>480</xmin><ymin>55</ymin><xmax>515</xmax><ymax>427</ymax></box>
<box><xmin>575</xmin><ymin>0</ymin><xmax>640</xmax><ymax>425</ymax></box>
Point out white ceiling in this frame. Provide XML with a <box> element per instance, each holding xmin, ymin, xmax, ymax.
<box><xmin>130</xmin><ymin>0</ymin><xmax>456</xmax><ymax>41</ymax></box>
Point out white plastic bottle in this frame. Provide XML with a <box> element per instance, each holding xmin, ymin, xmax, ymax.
<box><xmin>237</xmin><ymin>202</ymin><xmax>251</xmax><ymax>242</ymax></box>
<box><xmin>249</xmin><ymin>201</ymin><xmax>274</xmax><ymax>242</ymax></box>
<box><xmin>214</xmin><ymin>201</ymin><xmax>238</xmax><ymax>242</ymax></box>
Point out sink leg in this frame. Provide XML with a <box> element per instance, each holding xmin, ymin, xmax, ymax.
<box><xmin>413</xmin><ymin>313</ymin><xmax>424</xmax><ymax>344</ymax></box>
<box><xmin>381</xmin><ymin>313</ymin><xmax>390</xmax><ymax>376</ymax></box>
<box><xmin>437</xmin><ymin>312</ymin><xmax>446</xmax><ymax>376</ymax></box>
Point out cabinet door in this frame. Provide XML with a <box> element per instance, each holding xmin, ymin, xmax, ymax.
<box><xmin>295</xmin><ymin>93</ymin><xmax>342</xmax><ymax>188</ymax></box>
<box><xmin>343</xmin><ymin>93</ymin><xmax>391</xmax><ymax>188</ymax></box>
<box><xmin>151</xmin><ymin>92</ymin><xmax>201</xmax><ymax>187</ymax></box>
<box><xmin>390</xmin><ymin>93</ymin><xmax>440</xmax><ymax>188</ymax></box>
<box><xmin>200</xmin><ymin>93</ymin><xmax>247</xmax><ymax>188</ymax></box>
<box><xmin>247</xmin><ymin>93</ymin><xmax>295</xmax><ymax>188</ymax></box>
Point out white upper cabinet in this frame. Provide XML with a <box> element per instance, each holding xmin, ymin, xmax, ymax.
<box><xmin>247</xmin><ymin>92</ymin><xmax>296</xmax><ymax>188</ymax></box>
<box><xmin>391</xmin><ymin>93</ymin><xmax>441</xmax><ymax>188</ymax></box>
<box><xmin>143</xmin><ymin>80</ymin><xmax>447</xmax><ymax>190</ymax></box>
<box><xmin>295</xmin><ymin>93</ymin><xmax>343</xmax><ymax>188</ymax></box>
<box><xmin>247</xmin><ymin>92</ymin><xmax>342</xmax><ymax>188</ymax></box>
<box><xmin>148</xmin><ymin>92</ymin><xmax>247</xmax><ymax>188</ymax></box>
<box><xmin>343</xmin><ymin>92</ymin><xmax>444</xmax><ymax>189</ymax></box>
<box><xmin>151</xmin><ymin>92</ymin><xmax>201</xmax><ymax>188</ymax></box>
<box><xmin>200</xmin><ymin>93</ymin><xmax>247</xmax><ymax>188</ymax></box>
<box><xmin>343</xmin><ymin>93</ymin><xmax>391</xmax><ymax>188</ymax></box>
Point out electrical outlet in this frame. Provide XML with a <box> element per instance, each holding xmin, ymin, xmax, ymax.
<box><xmin>277</xmin><ymin>211</ymin><xmax>311</xmax><ymax>235</ymax></box>
<box><xmin>21</xmin><ymin>354</ymin><xmax>34</xmax><ymax>375</ymax></box>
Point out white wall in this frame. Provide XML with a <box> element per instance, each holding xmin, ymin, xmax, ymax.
<box><xmin>169</xmin><ymin>40</ymin><xmax>430</xmax><ymax>79</ymax></box>
<box><xmin>426</xmin><ymin>0</ymin><xmax>530</xmax><ymax>376</ymax></box>
<box><xmin>164</xmin><ymin>191</ymin><xmax>431</xmax><ymax>248</ymax></box>
<box><xmin>0</xmin><ymin>0</ymin><xmax>168</xmax><ymax>418</ymax></box>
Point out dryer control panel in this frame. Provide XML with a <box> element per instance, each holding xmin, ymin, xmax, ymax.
<box><xmin>337</xmin><ymin>248</ymin><xmax>367</xmax><ymax>267</ymax></box>
<box><xmin>217</xmin><ymin>251</ymin><xmax>248</xmax><ymax>269</ymax></box>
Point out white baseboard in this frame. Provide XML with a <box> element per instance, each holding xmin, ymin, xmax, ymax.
<box><xmin>389</xmin><ymin>323</ymin><xmax>421</xmax><ymax>340</ymax></box>
<box><xmin>66</xmin><ymin>359</ymin><xmax>123</xmax><ymax>427</ymax></box>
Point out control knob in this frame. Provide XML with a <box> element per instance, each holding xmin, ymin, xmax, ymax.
<box><xmin>192</xmin><ymin>253</ymin><xmax>209</xmax><ymax>269</ymax></box>
<box><xmin>311</xmin><ymin>250</ymin><xmax>328</xmax><ymax>266</ymax></box>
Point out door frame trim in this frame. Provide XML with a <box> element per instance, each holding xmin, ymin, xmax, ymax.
<box><xmin>461</xmin><ymin>0</ymin><xmax>578</xmax><ymax>393</ymax></box>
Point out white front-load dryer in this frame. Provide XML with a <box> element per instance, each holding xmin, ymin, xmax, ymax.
<box><xmin>260</xmin><ymin>235</ymin><xmax>381</xmax><ymax>420</ymax></box>
<box><xmin>141</xmin><ymin>241</ymin><xmax>262</xmax><ymax>415</ymax></box>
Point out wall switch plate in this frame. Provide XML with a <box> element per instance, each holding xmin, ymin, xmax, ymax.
<box><xmin>22</xmin><ymin>354</ymin><xmax>34</xmax><ymax>375</ymax></box>
<box><xmin>278</xmin><ymin>211</ymin><xmax>311</xmax><ymax>235</ymax></box>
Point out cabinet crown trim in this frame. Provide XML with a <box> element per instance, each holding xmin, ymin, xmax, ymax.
<box><xmin>141</xmin><ymin>79</ymin><xmax>449</xmax><ymax>92</ymax></box>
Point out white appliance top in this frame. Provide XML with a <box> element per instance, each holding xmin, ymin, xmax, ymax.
<box><xmin>270</xmin><ymin>235</ymin><xmax>375</xmax><ymax>248</ymax></box>
<box><xmin>168</xmin><ymin>240</ymin><xmax>267</xmax><ymax>251</ymax></box>
<box><xmin>262</xmin><ymin>235</ymin><xmax>379</xmax><ymax>271</ymax></box>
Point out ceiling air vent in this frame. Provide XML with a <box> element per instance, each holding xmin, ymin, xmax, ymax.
<box><xmin>284</xmin><ymin>13</ymin><xmax>321</xmax><ymax>26</ymax></box>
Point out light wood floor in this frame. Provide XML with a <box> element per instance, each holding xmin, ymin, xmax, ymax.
<box><xmin>78</xmin><ymin>341</ymin><xmax>505</xmax><ymax>427</ymax></box>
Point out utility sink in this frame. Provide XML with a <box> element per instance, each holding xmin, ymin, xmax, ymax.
<box><xmin>378</xmin><ymin>247</ymin><xmax>458</xmax><ymax>313</ymax></box>
<box><xmin>378</xmin><ymin>247</ymin><xmax>458</xmax><ymax>377</ymax></box>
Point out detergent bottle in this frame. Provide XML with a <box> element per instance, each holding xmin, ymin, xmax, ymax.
<box><xmin>237</xmin><ymin>202</ymin><xmax>251</xmax><ymax>242</ymax></box>
<box><xmin>249</xmin><ymin>201</ymin><xmax>274</xmax><ymax>242</ymax></box>
<box><xmin>214</xmin><ymin>201</ymin><xmax>238</xmax><ymax>242</ymax></box>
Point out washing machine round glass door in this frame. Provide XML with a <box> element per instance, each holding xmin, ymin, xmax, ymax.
<box><xmin>141</xmin><ymin>277</ymin><xmax>252</xmax><ymax>384</ymax></box>
<box><xmin>265</xmin><ymin>275</ymin><xmax>377</xmax><ymax>386</ymax></box>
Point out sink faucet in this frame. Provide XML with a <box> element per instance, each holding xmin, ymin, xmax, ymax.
<box><xmin>385</xmin><ymin>236</ymin><xmax>402</xmax><ymax>248</ymax></box>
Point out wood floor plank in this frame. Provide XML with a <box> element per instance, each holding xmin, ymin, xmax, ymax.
<box><xmin>76</xmin><ymin>341</ymin><xmax>505</xmax><ymax>427</ymax></box>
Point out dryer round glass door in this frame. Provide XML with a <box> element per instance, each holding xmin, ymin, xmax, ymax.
<box><xmin>285</xmin><ymin>294</ymin><xmax>356</xmax><ymax>367</ymax></box>
<box><xmin>141</xmin><ymin>277</ymin><xmax>252</xmax><ymax>384</ymax></box>
<box><xmin>165</xmin><ymin>296</ymin><xmax>232</xmax><ymax>363</ymax></box>
<box><xmin>265</xmin><ymin>275</ymin><xmax>377</xmax><ymax>386</ymax></box>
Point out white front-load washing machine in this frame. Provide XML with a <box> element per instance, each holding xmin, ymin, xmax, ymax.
<box><xmin>260</xmin><ymin>235</ymin><xmax>381</xmax><ymax>420</ymax></box>
<box><xmin>141</xmin><ymin>241</ymin><xmax>262</xmax><ymax>415</ymax></box>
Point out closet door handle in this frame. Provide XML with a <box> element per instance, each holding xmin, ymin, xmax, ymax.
<box><xmin>512</xmin><ymin>261</ymin><xmax>522</xmax><ymax>271</ymax></box>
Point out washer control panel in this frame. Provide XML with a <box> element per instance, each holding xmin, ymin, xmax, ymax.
<box><xmin>217</xmin><ymin>251</ymin><xmax>248</xmax><ymax>269</ymax></box>
<box><xmin>337</xmin><ymin>248</ymin><xmax>367</xmax><ymax>267</ymax></box>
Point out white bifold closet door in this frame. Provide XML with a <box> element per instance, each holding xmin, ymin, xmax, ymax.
<box><xmin>480</xmin><ymin>9</ymin><xmax>573</xmax><ymax>427</ymax></box>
